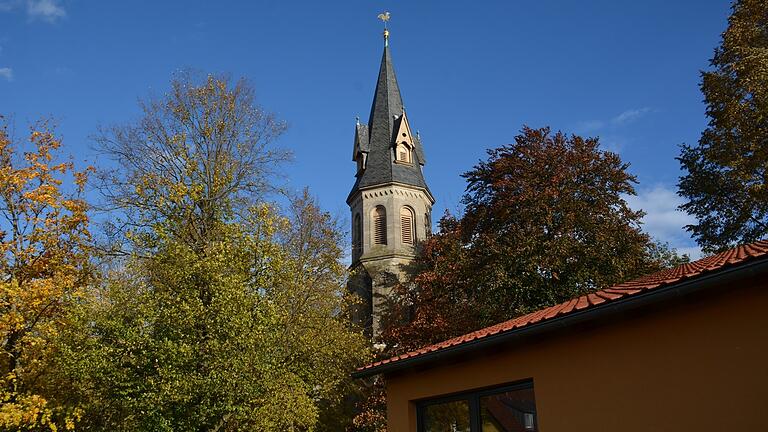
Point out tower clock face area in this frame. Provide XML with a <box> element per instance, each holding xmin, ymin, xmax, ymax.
<box><xmin>346</xmin><ymin>26</ymin><xmax>435</xmax><ymax>337</ymax></box>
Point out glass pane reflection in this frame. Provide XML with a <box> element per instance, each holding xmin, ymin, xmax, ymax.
<box><xmin>423</xmin><ymin>399</ymin><xmax>471</xmax><ymax>432</ymax></box>
<box><xmin>481</xmin><ymin>387</ymin><xmax>538</xmax><ymax>431</ymax></box>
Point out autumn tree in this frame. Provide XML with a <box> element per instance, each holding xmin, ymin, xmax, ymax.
<box><xmin>380</xmin><ymin>127</ymin><xmax>679</xmax><ymax>352</ymax></box>
<box><xmin>678</xmin><ymin>0</ymin><xmax>768</xmax><ymax>253</ymax></box>
<box><xmin>93</xmin><ymin>70</ymin><xmax>290</xmax><ymax>254</ymax></box>
<box><xmin>0</xmin><ymin>119</ymin><xmax>93</xmax><ymax>430</ymax></box>
<box><xmin>54</xmin><ymin>73</ymin><xmax>368</xmax><ymax>431</ymax></box>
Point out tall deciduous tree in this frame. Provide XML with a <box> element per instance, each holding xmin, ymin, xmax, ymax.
<box><xmin>54</xmin><ymin>73</ymin><xmax>368</xmax><ymax>431</ymax></box>
<box><xmin>678</xmin><ymin>0</ymin><xmax>768</xmax><ymax>253</ymax></box>
<box><xmin>58</xmin><ymin>196</ymin><xmax>366</xmax><ymax>431</ymax></box>
<box><xmin>94</xmin><ymin>70</ymin><xmax>290</xmax><ymax>254</ymax></box>
<box><xmin>0</xmin><ymin>119</ymin><xmax>93</xmax><ymax>430</ymax></box>
<box><xmin>381</xmin><ymin>127</ymin><xmax>678</xmax><ymax>352</ymax></box>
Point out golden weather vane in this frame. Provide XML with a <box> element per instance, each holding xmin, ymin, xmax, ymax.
<box><xmin>378</xmin><ymin>11</ymin><xmax>391</xmax><ymax>46</ymax></box>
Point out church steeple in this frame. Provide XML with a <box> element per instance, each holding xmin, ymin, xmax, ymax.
<box><xmin>348</xmin><ymin>42</ymin><xmax>431</xmax><ymax>203</ymax></box>
<box><xmin>347</xmin><ymin>15</ymin><xmax>434</xmax><ymax>337</ymax></box>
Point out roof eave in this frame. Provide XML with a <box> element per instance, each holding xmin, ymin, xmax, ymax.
<box><xmin>352</xmin><ymin>255</ymin><xmax>768</xmax><ymax>378</ymax></box>
<box><xmin>346</xmin><ymin>181</ymin><xmax>436</xmax><ymax>205</ymax></box>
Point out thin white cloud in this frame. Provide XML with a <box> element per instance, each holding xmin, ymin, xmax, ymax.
<box><xmin>27</xmin><ymin>0</ymin><xmax>65</xmax><ymax>22</ymax></box>
<box><xmin>0</xmin><ymin>1</ymin><xmax>18</xmax><ymax>12</ymax></box>
<box><xmin>577</xmin><ymin>107</ymin><xmax>653</xmax><ymax>134</ymax></box>
<box><xmin>575</xmin><ymin>107</ymin><xmax>654</xmax><ymax>155</ymax></box>
<box><xmin>598</xmin><ymin>135</ymin><xmax>628</xmax><ymax>154</ymax></box>
<box><xmin>0</xmin><ymin>0</ymin><xmax>65</xmax><ymax>22</ymax></box>
<box><xmin>54</xmin><ymin>65</ymin><xmax>72</xmax><ymax>75</ymax></box>
<box><xmin>676</xmin><ymin>246</ymin><xmax>704</xmax><ymax>259</ymax></box>
<box><xmin>612</xmin><ymin>107</ymin><xmax>651</xmax><ymax>125</ymax></box>
<box><xmin>623</xmin><ymin>184</ymin><xmax>702</xmax><ymax>260</ymax></box>
<box><xmin>575</xmin><ymin>120</ymin><xmax>605</xmax><ymax>133</ymax></box>
<box><xmin>0</xmin><ymin>67</ymin><xmax>13</xmax><ymax>81</ymax></box>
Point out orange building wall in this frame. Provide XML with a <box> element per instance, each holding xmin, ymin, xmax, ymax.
<box><xmin>384</xmin><ymin>276</ymin><xmax>768</xmax><ymax>432</ymax></box>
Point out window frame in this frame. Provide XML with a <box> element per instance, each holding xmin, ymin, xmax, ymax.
<box><xmin>373</xmin><ymin>205</ymin><xmax>387</xmax><ymax>245</ymax></box>
<box><xmin>395</xmin><ymin>141</ymin><xmax>413</xmax><ymax>164</ymax></box>
<box><xmin>415</xmin><ymin>380</ymin><xmax>536</xmax><ymax>432</ymax></box>
<box><xmin>353</xmin><ymin>213</ymin><xmax>362</xmax><ymax>257</ymax></box>
<box><xmin>400</xmin><ymin>206</ymin><xmax>416</xmax><ymax>245</ymax></box>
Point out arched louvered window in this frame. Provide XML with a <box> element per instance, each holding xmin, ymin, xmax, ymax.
<box><xmin>353</xmin><ymin>213</ymin><xmax>362</xmax><ymax>256</ymax></box>
<box><xmin>400</xmin><ymin>206</ymin><xmax>415</xmax><ymax>245</ymax></box>
<box><xmin>373</xmin><ymin>206</ymin><xmax>387</xmax><ymax>245</ymax></box>
<box><xmin>397</xmin><ymin>142</ymin><xmax>412</xmax><ymax>163</ymax></box>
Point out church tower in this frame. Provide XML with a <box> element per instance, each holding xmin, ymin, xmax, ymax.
<box><xmin>348</xmin><ymin>24</ymin><xmax>435</xmax><ymax>337</ymax></box>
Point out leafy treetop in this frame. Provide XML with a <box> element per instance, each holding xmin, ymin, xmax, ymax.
<box><xmin>678</xmin><ymin>0</ymin><xmax>768</xmax><ymax>253</ymax></box>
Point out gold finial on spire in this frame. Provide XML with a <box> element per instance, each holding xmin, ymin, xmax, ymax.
<box><xmin>377</xmin><ymin>11</ymin><xmax>391</xmax><ymax>46</ymax></box>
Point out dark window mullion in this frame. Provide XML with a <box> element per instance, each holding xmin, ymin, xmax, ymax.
<box><xmin>470</xmin><ymin>395</ymin><xmax>481</xmax><ymax>432</ymax></box>
<box><xmin>417</xmin><ymin>405</ymin><xmax>424</xmax><ymax>432</ymax></box>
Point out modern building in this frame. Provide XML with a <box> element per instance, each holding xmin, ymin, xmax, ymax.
<box><xmin>354</xmin><ymin>240</ymin><xmax>768</xmax><ymax>431</ymax></box>
<box><xmin>347</xmin><ymin>28</ymin><xmax>434</xmax><ymax>337</ymax></box>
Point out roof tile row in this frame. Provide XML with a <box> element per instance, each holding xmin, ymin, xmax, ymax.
<box><xmin>358</xmin><ymin>239</ymin><xmax>768</xmax><ymax>373</ymax></box>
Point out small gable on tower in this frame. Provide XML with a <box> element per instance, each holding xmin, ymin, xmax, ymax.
<box><xmin>393</xmin><ymin>111</ymin><xmax>415</xmax><ymax>164</ymax></box>
<box><xmin>353</xmin><ymin>122</ymin><xmax>369</xmax><ymax>174</ymax></box>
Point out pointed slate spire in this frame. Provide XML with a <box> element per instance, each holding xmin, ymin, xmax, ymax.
<box><xmin>367</xmin><ymin>46</ymin><xmax>403</xmax><ymax>144</ymax></box>
<box><xmin>348</xmin><ymin>43</ymin><xmax>431</xmax><ymax>203</ymax></box>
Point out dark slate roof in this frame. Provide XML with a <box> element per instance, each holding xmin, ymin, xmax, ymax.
<box><xmin>348</xmin><ymin>46</ymin><xmax>430</xmax><ymax>202</ymax></box>
<box><xmin>413</xmin><ymin>134</ymin><xmax>426</xmax><ymax>165</ymax></box>
<box><xmin>352</xmin><ymin>123</ymin><xmax>369</xmax><ymax>160</ymax></box>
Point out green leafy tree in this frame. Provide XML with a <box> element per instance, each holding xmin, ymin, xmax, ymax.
<box><xmin>59</xmin><ymin>197</ymin><xmax>366</xmax><ymax>431</ymax></box>
<box><xmin>54</xmin><ymin>73</ymin><xmax>368</xmax><ymax>431</ymax></box>
<box><xmin>381</xmin><ymin>127</ymin><xmax>682</xmax><ymax>352</ymax></box>
<box><xmin>678</xmin><ymin>0</ymin><xmax>768</xmax><ymax>253</ymax></box>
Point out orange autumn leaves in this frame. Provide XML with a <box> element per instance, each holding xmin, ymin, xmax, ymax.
<box><xmin>0</xmin><ymin>119</ymin><xmax>93</xmax><ymax>431</ymax></box>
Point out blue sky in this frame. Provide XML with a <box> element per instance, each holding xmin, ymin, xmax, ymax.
<box><xmin>0</xmin><ymin>0</ymin><xmax>732</xmax><ymax>258</ymax></box>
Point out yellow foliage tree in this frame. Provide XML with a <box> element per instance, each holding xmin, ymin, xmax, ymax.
<box><xmin>0</xmin><ymin>118</ymin><xmax>93</xmax><ymax>431</ymax></box>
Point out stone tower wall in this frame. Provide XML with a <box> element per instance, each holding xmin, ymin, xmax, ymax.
<box><xmin>349</xmin><ymin>183</ymin><xmax>432</xmax><ymax>336</ymax></box>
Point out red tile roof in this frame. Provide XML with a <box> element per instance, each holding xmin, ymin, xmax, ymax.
<box><xmin>357</xmin><ymin>239</ymin><xmax>768</xmax><ymax>375</ymax></box>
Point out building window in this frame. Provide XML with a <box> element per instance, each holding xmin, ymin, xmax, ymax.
<box><xmin>373</xmin><ymin>206</ymin><xmax>387</xmax><ymax>245</ymax></box>
<box><xmin>400</xmin><ymin>206</ymin><xmax>415</xmax><ymax>245</ymax></box>
<box><xmin>396</xmin><ymin>142</ymin><xmax>412</xmax><ymax>163</ymax></box>
<box><xmin>353</xmin><ymin>213</ymin><xmax>362</xmax><ymax>256</ymax></box>
<box><xmin>423</xmin><ymin>400</ymin><xmax>470</xmax><ymax>432</ymax></box>
<box><xmin>417</xmin><ymin>381</ymin><xmax>538</xmax><ymax>432</ymax></box>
